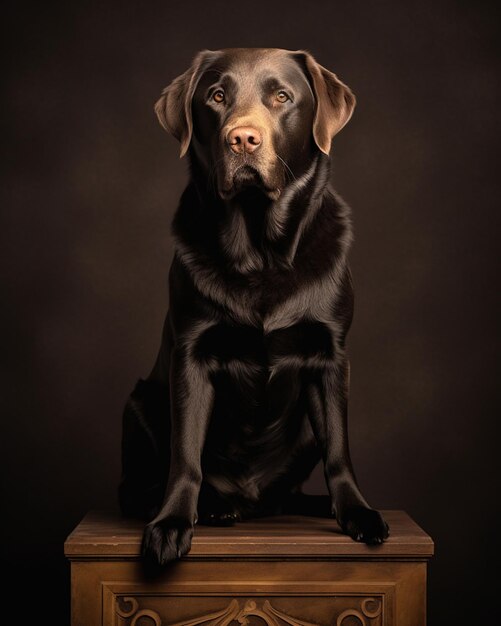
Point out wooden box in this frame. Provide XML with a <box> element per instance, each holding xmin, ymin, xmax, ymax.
<box><xmin>64</xmin><ymin>510</ymin><xmax>433</xmax><ymax>625</ymax></box>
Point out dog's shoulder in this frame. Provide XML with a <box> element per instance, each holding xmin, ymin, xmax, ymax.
<box><xmin>295</xmin><ymin>188</ymin><xmax>353</xmax><ymax>277</ymax></box>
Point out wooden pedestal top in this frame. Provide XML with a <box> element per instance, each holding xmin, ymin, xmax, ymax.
<box><xmin>64</xmin><ymin>510</ymin><xmax>433</xmax><ymax>561</ymax></box>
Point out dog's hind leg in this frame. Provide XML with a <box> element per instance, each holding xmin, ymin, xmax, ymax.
<box><xmin>196</xmin><ymin>480</ymin><xmax>241</xmax><ymax>526</ymax></box>
<box><xmin>118</xmin><ymin>378</ymin><xmax>170</xmax><ymax>521</ymax></box>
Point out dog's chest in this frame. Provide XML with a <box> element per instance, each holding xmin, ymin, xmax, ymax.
<box><xmin>233</xmin><ymin>264</ymin><xmax>296</xmax><ymax>316</ymax></box>
<box><xmin>197</xmin><ymin>312</ymin><xmax>332</xmax><ymax>367</ymax></box>
<box><xmin>222</xmin><ymin>261</ymin><xmax>314</xmax><ymax>332</ymax></box>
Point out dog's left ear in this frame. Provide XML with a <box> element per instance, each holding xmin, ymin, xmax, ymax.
<box><xmin>291</xmin><ymin>50</ymin><xmax>356</xmax><ymax>155</ymax></box>
<box><xmin>154</xmin><ymin>49</ymin><xmax>220</xmax><ymax>158</ymax></box>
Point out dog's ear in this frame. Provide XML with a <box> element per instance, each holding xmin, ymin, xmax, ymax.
<box><xmin>154</xmin><ymin>49</ymin><xmax>219</xmax><ymax>158</ymax></box>
<box><xmin>291</xmin><ymin>50</ymin><xmax>356</xmax><ymax>155</ymax></box>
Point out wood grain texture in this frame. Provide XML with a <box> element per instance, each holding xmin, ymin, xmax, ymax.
<box><xmin>65</xmin><ymin>510</ymin><xmax>433</xmax><ymax>559</ymax></box>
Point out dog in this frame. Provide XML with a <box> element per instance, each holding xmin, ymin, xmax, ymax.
<box><xmin>119</xmin><ymin>47</ymin><xmax>390</xmax><ymax>567</ymax></box>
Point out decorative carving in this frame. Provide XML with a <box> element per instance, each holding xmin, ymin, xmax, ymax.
<box><xmin>115</xmin><ymin>596</ymin><xmax>382</xmax><ymax>626</ymax></box>
<box><xmin>168</xmin><ymin>598</ymin><xmax>320</xmax><ymax>626</ymax></box>
<box><xmin>336</xmin><ymin>598</ymin><xmax>382</xmax><ymax>626</ymax></box>
<box><xmin>116</xmin><ymin>596</ymin><xmax>162</xmax><ymax>625</ymax></box>
<box><xmin>166</xmin><ymin>599</ymin><xmax>239</xmax><ymax>626</ymax></box>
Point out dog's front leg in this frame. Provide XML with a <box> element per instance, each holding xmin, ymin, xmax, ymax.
<box><xmin>141</xmin><ymin>345</ymin><xmax>214</xmax><ymax>566</ymax></box>
<box><xmin>306</xmin><ymin>357</ymin><xmax>389</xmax><ymax>544</ymax></box>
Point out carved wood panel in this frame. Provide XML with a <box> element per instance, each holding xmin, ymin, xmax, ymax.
<box><xmin>114</xmin><ymin>595</ymin><xmax>384</xmax><ymax>626</ymax></box>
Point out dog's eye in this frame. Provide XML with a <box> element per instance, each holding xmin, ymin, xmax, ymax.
<box><xmin>276</xmin><ymin>90</ymin><xmax>290</xmax><ymax>103</ymax></box>
<box><xmin>212</xmin><ymin>90</ymin><xmax>225</xmax><ymax>103</ymax></box>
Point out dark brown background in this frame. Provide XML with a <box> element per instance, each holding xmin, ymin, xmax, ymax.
<box><xmin>3</xmin><ymin>0</ymin><xmax>499</xmax><ymax>623</ymax></box>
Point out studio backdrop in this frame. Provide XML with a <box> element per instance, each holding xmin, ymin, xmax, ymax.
<box><xmin>3</xmin><ymin>1</ymin><xmax>499</xmax><ymax>624</ymax></box>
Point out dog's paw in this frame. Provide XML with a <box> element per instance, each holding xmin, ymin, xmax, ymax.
<box><xmin>340</xmin><ymin>506</ymin><xmax>390</xmax><ymax>545</ymax></box>
<box><xmin>141</xmin><ymin>516</ymin><xmax>194</xmax><ymax>566</ymax></box>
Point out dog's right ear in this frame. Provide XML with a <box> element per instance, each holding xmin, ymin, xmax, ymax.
<box><xmin>154</xmin><ymin>49</ymin><xmax>219</xmax><ymax>159</ymax></box>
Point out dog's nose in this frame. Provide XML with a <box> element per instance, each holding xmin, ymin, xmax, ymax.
<box><xmin>227</xmin><ymin>127</ymin><xmax>262</xmax><ymax>154</ymax></box>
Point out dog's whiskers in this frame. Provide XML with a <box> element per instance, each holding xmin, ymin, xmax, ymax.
<box><xmin>276</xmin><ymin>153</ymin><xmax>296</xmax><ymax>184</ymax></box>
<box><xmin>206</xmin><ymin>154</ymin><xmax>228</xmax><ymax>196</ymax></box>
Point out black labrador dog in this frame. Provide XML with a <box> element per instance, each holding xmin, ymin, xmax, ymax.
<box><xmin>119</xmin><ymin>47</ymin><xmax>389</xmax><ymax>567</ymax></box>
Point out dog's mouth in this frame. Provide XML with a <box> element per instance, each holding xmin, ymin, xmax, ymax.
<box><xmin>234</xmin><ymin>164</ymin><xmax>262</xmax><ymax>186</ymax></box>
<box><xmin>219</xmin><ymin>164</ymin><xmax>281</xmax><ymax>201</ymax></box>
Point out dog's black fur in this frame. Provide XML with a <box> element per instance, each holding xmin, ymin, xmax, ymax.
<box><xmin>119</xmin><ymin>47</ymin><xmax>389</xmax><ymax>567</ymax></box>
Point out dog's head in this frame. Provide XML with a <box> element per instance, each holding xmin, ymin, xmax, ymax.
<box><xmin>154</xmin><ymin>48</ymin><xmax>355</xmax><ymax>201</ymax></box>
